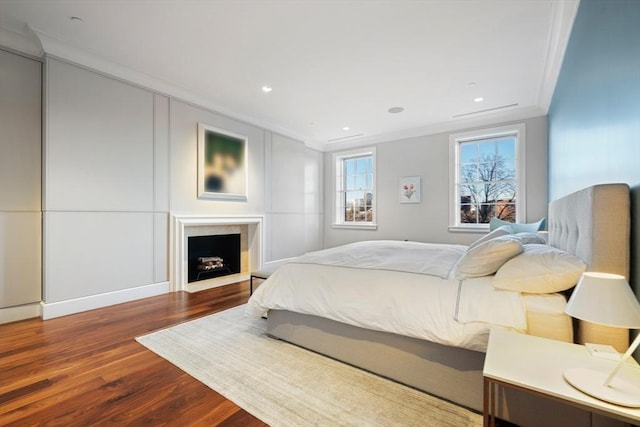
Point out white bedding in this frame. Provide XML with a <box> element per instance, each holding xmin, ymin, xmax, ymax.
<box><xmin>247</xmin><ymin>240</ymin><xmax>530</xmax><ymax>352</ymax></box>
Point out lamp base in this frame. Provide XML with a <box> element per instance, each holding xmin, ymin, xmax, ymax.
<box><xmin>564</xmin><ymin>368</ymin><xmax>640</xmax><ymax>407</ymax></box>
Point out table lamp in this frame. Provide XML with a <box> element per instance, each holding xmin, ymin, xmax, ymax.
<box><xmin>564</xmin><ymin>272</ymin><xmax>640</xmax><ymax>407</ymax></box>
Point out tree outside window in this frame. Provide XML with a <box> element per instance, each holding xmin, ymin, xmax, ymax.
<box><xmin>450</xmin><ymin>124</ymin><xmax>525</xmax><ymax>229</ymax></box>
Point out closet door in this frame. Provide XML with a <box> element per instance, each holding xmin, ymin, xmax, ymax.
<box><xmin>0</xmin><ymin>49</ymin><xmax>42</xmax><ymax>308</ymax></box>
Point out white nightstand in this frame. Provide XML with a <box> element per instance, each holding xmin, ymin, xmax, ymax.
<box><xmin>483</xmin><ymin>328</ymin><xmax>640</xmax><ymax>427</ymax></box>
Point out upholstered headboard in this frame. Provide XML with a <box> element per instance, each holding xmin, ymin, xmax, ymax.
<box><xmin>547</xmin><ymin>183</ymin><xmax>631</xmax><ymax>351</ymax></box>
<box><xmin>548</xmin><ymin>183</ymin><xmax>630</xmax><ymax>278</ymax></box>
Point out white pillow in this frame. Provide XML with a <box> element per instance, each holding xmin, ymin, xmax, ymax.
<box><xmin>451</xmin><ymin>235</ymin><xmax>523</xmax><ymax>280</ymax></box>
<box><xmin>493</xmin><ymin>244</ymin><xmax>586</xmax><ymax>293</ymax></box>
<box><xmin>468</xmin><ymin>225</ymin><xmax>513</xmax><ymax>250</ymax></box>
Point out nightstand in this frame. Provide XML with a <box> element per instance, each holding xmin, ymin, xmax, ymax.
<box><xmin>483</xmin><ymin>328</ymin><xmax>640</xmax><ymax>427</ymax></box>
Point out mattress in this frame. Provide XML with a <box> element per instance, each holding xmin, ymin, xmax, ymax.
<box><xmin>247</xmin><ymin>241</ymin><xmax>573</xmax><ymax>352</ymax></box>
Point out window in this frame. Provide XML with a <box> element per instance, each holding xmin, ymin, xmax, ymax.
<box><xmin>333</xmin><ymin>148</ymin><xmax>376</xmax><ymax>229</ymax></box>
<box><xmin>449</xmin><ymin>124</ymin><xmax>526</xmax><ymax>230</ymax></box>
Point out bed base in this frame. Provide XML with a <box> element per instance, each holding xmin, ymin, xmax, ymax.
<box><xmin>267</xmin><ymin>309</ymin><xmax>484</xmax><ymax>410</ymax></box>
<box><xmin>268</xmin><ymin>309</ymin><xmax>625</xmax><ymax>427</ymax></box>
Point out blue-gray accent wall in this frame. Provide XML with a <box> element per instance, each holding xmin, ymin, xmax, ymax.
<box><xmin>548</xmin><ymin>0</ymin><xmax>639</xmax><ymax>301</ymax></box>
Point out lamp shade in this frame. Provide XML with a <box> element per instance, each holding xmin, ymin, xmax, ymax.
<box><xmin>565</xmin><ymin>272</ymin><xmax>640</xmax><ymax>329</ymax></box>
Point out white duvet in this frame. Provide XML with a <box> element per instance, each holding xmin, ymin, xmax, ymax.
<box><xmin>247</xmin><ymin>240</ymin><xmax>528</xmax><ymax>352</ymax></box>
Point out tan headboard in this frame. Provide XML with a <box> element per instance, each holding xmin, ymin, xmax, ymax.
<box><xmin>547</xmin><ymin>183</ymin><xmax>631</xmax><ymax>350</ymax></box>
<box><xmin>548</xmin><ymin>183</ymin><xmax>630</xmax><ymax>278</ymax></box>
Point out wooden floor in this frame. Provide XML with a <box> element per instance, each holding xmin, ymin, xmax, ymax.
<box><xmin>0</xmin><ymin>281</ymin><xmax>269</xmax><ymax>426</ymax></box>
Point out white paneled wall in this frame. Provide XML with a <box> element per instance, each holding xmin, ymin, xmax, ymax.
<box><xmin>45</xmin><ymin>60</ymin><xmax>154</xmax><ymax>212</ymax></box>
<box><xmin>305</xmin><ymin>147</ymin><xmax>324</xmax><ymax>252</ymax></box>
<box><xmin>0</xmin><ymin>49</ymin><xmax>42</xmax><ymax>322</ymax></box>
<box><xmin>44</xmin><ymin>212</ymin><xmax>155</xmax><ymax>302</ymax></box>
<box><xmin>42</xmin><ymin>58</ymin><xmax>169</xmax><ymax>316</ymax></box>
<box><xmin>269</xmin><ymin>133</ymin><xmax>306</xmax><ymax>260</ymax></box>
<box><xmin>266</xmin><ymin>134</ymin><xmax>323</xmax><ymax>264</ymax></box>
<box><xmin>40</xmin><ymin>58</ymin><xmax>323</xmax><ymax>317</ymax></box>
<box><xmin>0</xmin><ymin>212</ymin><xmax>42</xmax><ymax>305</ymax></box>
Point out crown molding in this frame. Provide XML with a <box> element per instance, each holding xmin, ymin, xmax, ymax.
<box><xmin>0</xmin><ymin>25</ymin><xmax>43</xmax><ymax>58</ymax></box>
<box><xmin>321</xmin><ymin>105</ymin><xmax>546</xmax><ymax>152</ymax></box>
<box><xmin>29</xmin><ymin>27</ymin><xmax>313</xmax><ymax>148</ymax></box>
<box><xmin>537</xmin><ymin>0</ymin><xmax>580</xmax><ymax>112</ymax></box>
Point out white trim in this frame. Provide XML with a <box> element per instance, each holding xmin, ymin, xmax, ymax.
<box><xmin>332</xmin><ymin>147</ymin><xmax>377</xmax><ymax>228</ymax></box>
<box><xmin>331</xmin><ymin>223</ymin><xmax>378</xmax><ymax>231</ymax></box>
<box><xmin>537</xmin><ymin>0</ymin><xmax>580</xmax><ymax>111</ymax></box>
<box><xmin>171</xmin><ymin>214</ymin><xmax>264</xmax><ymax>292</ymax></box>
<box><xmin>449</xmin><ymin>123</ymin><xmax>527</xmax><ymax>229</ymax></box>
<box><xmin>0</xmin><ymin>303</ymin><xmax>42</xmax><ymax>324</ymax></box>
<box><xmin>28</xmin><ymin>29</ymin><xmax>312</xmax><ymax>147</ymax></box>
<box><xmin>41</xmin><ymin>281</ymin><xmax>170</xmax><ymax>320</ymax></box>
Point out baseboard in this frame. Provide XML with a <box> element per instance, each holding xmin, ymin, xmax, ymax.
<box><xmin>0</xmin><ymin>303</ymin><xmax>42</xmax><ymax>324</ymax></box>
<box><xmin>41</xmin><ymin>281</ymin><xmax>170</xmax><ymax>320</ymax></box>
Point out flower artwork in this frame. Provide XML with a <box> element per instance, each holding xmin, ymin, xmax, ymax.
<box><xmin>403</xmin><ymin>183</ymin><xmax>415</xmax><ymax>199</ymax></box>
<box><xmin>399</xmin><ymin>177</ymin><xmax>421</xmax><ymax>203</ymax></box>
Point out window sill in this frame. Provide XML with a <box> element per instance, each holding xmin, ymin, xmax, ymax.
<box><xmin>448</xmin><ymin>226</ymin><xmax>489</xmax><ymax>234</ymax></box>
<box><xmin>332</xmin><ymin>223</ymin><xmax>378</xmax><ymax>231</ymax></box>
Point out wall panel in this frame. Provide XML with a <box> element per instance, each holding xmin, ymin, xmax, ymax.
<box><xmin>46</xmin><ymin>59</ymin><xmax>154</xmax><ymax>212</ymax></box>
<box><xmin>0</xmin><ymin>212</ymin><xmax>42</xmax><ymax>306</ymax></box>
<box><xmin>154</xmin><ymin>94</ymin><xmax>170</xmax><ymax>212</ymax></box>
<box><xmin>271</xmin><ymin>133</ymin><xmax>305</xmax><ymax>214</ymax></box>
<box><xmin>0</xmin><ymin>49</ymin><xmax>42</xmax><ymax>316</ymax></box>
<box><xmin>154</xmin><ymin>212</ymin><xmax>169</xmax><ymax>283</ymax></box>
<box><xmin>0</xmin><ymin>50</ymin><xmax>41</xmax><ymax>212</ymax></box>
<box><xmin>271</xmin><ymin>213</ymin><xmax>306</xmax><ymax>260</ymax></box>
<box><xmin>44</xmin><ymin>212</ymin><xmax>154</xmax><ymax>303</ymax></box>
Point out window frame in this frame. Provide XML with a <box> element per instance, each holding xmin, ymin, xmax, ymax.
<box><xmin>332</xmin><ymin>147</ymin><xmax>377</xmax><ymax>230</ymax></box>
<box><xmin>448</xmin><ymin>124</ymin><xmax>526</xmax><ymax>232</ymax></box>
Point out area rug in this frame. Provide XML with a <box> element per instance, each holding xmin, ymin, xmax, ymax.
<box><xmin>136</xmin><ymin>305</ymin><xmax>482</xmax><ymax>427</ymax></box>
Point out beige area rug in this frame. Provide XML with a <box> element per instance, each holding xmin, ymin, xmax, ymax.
<box><xmin>136</xmin><ymin>305</ymin><xmax>482</xmax><ymax>427</ymax></box>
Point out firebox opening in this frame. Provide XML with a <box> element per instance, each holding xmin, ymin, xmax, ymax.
<box><xmin>188</xmin><ymin>234</ymin><xmax>241</xmax><ymax>283</ymax></box>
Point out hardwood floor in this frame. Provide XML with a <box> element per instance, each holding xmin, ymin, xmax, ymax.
<box><xmin>0</xmin><ymin>281</ymin><xmax>269</xmax><ymax>426</ymax></box>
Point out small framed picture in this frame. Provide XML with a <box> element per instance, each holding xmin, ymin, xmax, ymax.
<box><xmin>399</xmin><ymin>176</ymin><xmax>421</xmax><ymax>203</ymax></box>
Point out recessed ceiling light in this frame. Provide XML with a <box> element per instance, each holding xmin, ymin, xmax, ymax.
<box><xmin>343</xmin><ymin>126</ymin><xmax>350</xmax><ymax>131</ymax></box>
<box><xmin>70</xmin><ymin>16</ymin><xmax>84</xmax><ymax>22</ymax></box>
<box><xmin>474</xmin><ymin>97</ymin><xmax>484</xmax><ymax>103</ymax></box>
<box><xmin>468</xmin><ymin>82</ymin><xmax>477</xmax><ymax>86</ymax></box>
<box><xmin>261</xmin><ymin>85</ymin><xmax>273</xmax><ymax>93</ymax></box>
<box><xmin>388</xmin><ymin>106</ymin><xmax>404</xmax><ymax>114</ymax></box>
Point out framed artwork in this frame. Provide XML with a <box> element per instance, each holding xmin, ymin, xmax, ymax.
<box><xmin>197</xmin><ymin>123</ymin><xmax>248</xmax><ymax>201</ymax></box>
<box><xmin>399</xmin><ymin>176</ymin><xmax>421</xmax><ymax>203</ymax></box>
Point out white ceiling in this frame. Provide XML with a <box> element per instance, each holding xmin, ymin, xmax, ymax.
<box><xmin>0</xmin><ymin>0</ymin><xmax>578</xmax><ymax>149</ymax></box>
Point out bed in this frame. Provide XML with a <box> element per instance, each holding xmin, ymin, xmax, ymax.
<box><xmin>247</xmin><ymin>183</ymin><xmax>632</xmax><ymax>427</ymax></box>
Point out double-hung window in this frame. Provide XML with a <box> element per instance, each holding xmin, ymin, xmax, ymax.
<box><xmin>449</xmin><ymin>124</ymin><xmax>526</xmax><ymax>230</ymax></box>
<box><xmin>333</xmin><ymin>148</ymin><xmax>376</xmax><ymax>229</ymax></box>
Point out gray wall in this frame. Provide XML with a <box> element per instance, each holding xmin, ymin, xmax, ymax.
<box><xmin>43</xmin><ymin>58</ymin><xmax>168</xmax><ymax>305</ymax></box>
<box><xmin>169</xmin><ymin>100</ymin><xmax>323</xmax><ymax>266</ymax></box>
<box><xmin>41</xmin><ymin>57</ymin><xmax>322</xmax><ymax>317</ymax></box>
<box><xmin>0</xmin><ymin>49</ymin><xmax>42</xmax><ymax>319</ymax></box>
<box><xmin>548</xmin><ymin>0</ymin><xmax>640</xmax><ymax>301</ymax></box>
<box><xmin>323</xmin><ymin>117</ymin><xmax>548</xmax><ymax>248</ymax></box>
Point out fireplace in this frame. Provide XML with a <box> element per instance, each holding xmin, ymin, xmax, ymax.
<box><xmin>188</xmin><ymin>234</ymin><xmax>241</xmax><ymax>283</ymax></box>
<box><xmin>172</xmin><ymin>215</ymin><xmax>263</xmax><ymax>292</ymax></box>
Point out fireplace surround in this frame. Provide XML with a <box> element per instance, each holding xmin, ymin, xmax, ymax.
<box><xmin>171</xmin><ymin>215</ymin><xmax>263</xmax><ymax>292</ymax></box>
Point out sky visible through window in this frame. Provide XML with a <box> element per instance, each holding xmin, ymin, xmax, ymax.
<box><xmin>343</xmin><ymin>155</ymin><xmax>373</xmax><ymax>222</ymax></box>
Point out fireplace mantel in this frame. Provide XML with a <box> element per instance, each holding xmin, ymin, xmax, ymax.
<box><xmin>171</xmin><ymin>215</ymin><xmax>264</xmax><ymax>292</ymax></box>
